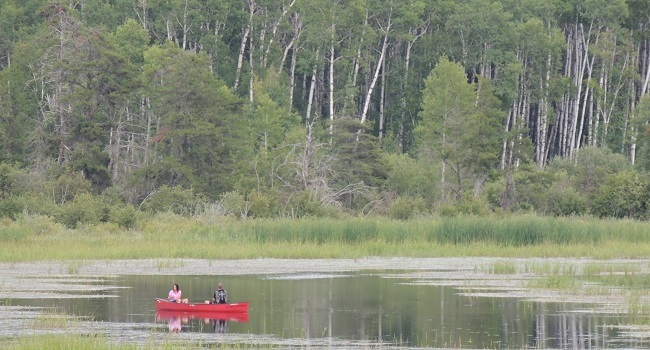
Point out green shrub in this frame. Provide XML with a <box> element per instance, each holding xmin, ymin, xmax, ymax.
<box><xmin>219</xmin><ymin>191</ymin><xmax>249</xmax><ymax>218</ymax></box>
<box><xmin>383</xmin><ymin>153</ymin><xmax>439</xmax><ymax>199</ymax></box>
<box><xmin>141</xmin><ymin>186</ymin><xmax>205</xmax><ymax>216</ymax></box>
<box><xmin>517</xmin><ymin>165</ymin><xmax>556</xmax><ymax>204</ymax></box>
<box><xmin>16</xmin><ymin>194</ymin><xmax>59</xmax><ymax>216</ymax></box>
<box><xmin>109</xmin><ymin>204</ymin><xmax>139</xmax><ymax>229</ymax></box>
<box><xmin>55</xmin><ymin>193</ymin><xmax>106</xmax><ymax>229</ymax></box>
<box><xmin>47</xmin><ymin>172</ymin><xmax>93</xmax><ymax>205</ymax></box>
<box><xmin>458</xmin><ymin>195</ymin><xmax>491</xmax><ymax>216</ymax></box>
<box><xmin>494</xmin><ymin>164</ymin><xmax>556</xmax><ymax>212</ymax></box>
<box><xmin>549</xmin><ymin>188</ymin><xmax>587</xmax><ymax>217</ymax></box>
<box><xmin>0</xmin><ymin>195</ymin><xmax>23</xmax><ymax>219</ymax></box>
<box><xmin>17</xmin><ymin>214</ymin><xmax>64</xmax><ymax>236</ymax></box>
<box><xmin>436</xmin><ymin>195</ymin><xmax>490</xmax><ymax>217</ymax></box>
<box><xmin>0</xmin><ymin>221</ymin><xmax>31</xmax><ymax>242</ymax></box>
<box><xmin>592</xmin><ymin>172</ymin><xmax>648</xmax><ymax>219</ymax></box>
<box><xmin>0</xmin><ymin>162</ymin><xmax>20</xmax><ymax>198</ymax></box>
<box><xmin>286</xmin><ymin>191</ymin><xmax>340</xmax><ymax>218</ymax></box>
<box><xmin>438</xmin><ymin>202</ymin><xmax>460</xmax><ymax>217</ymax></box>
<box><xmin>388</xmin><ymin>196</ymin><xmax>426</xmax><ymax>220</ymax></box>
<box><xmin>248</xmin><ymin>190</ymin><xmax>277</xmax><ymax>218</ymax></box>
<box><xmin>548</xmin><ymin>147</ymin><xmax>630</xmax><ymax>203</ymax></box>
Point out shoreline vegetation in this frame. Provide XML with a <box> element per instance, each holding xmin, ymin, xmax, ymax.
<box><xmin>3</xmin><ymin>214</ymin><xmax>650</xmax><ymax>349</ymax></box>
<box><xmin>2</xmin><ymin>214</ymin><xmax>650</xmax><ymax>262</ymax></box>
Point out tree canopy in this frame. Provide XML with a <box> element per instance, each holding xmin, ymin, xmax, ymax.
<box><xmin>0</xmin><ymin>0</ymin><xmax>649</xmax><ymax>221</ymax></box>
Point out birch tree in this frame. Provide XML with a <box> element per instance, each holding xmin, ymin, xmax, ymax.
<box><xmin>359</xmin><ymin>0</ymin><xmax>394</xmax><ymax>124</ymax></box>
<box><xmin>446</xmin><ymin>0</ymin><xmax>515</xmax><ymax>82</ymax></box>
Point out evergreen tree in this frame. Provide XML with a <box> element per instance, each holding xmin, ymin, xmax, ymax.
<box><xmin>417</xmin><ymin>57</ymin><xmax>504</xmax><ymax>201</ymax></box>
<box><xmin>141</xmin><ymin>42</ymin><xmax>248</xmax><ymax>199</ymax></box>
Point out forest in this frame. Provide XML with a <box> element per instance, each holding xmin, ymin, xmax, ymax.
<box><xmin>0</xmin><ymin>0</ymin><xmax>649</xmax><ymax>227</ymax></box>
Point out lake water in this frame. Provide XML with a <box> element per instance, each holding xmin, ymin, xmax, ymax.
<box><xmin>5</xmin><ymin>271</ymin><xmax>646</xmax><ymax>349</ymax></box>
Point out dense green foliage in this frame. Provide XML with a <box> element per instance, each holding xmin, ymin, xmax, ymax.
<box><xmin>0</xmin><ymin>0</ymin><xmax>649</xmax><ymax>223</ymax></box>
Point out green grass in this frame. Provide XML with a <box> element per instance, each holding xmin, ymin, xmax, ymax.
<box><xmin>1</xmin><ymin>214</ymin><xmax>650</xmax><ymax>262</ymax></box>
<box><xmin>527</xmin><ymin>275</ymin><xmax>578</xmax><ymax>290</ymax></box>
<box><xmin>6</xmin><ymin>334</ymin><xmax>133</xmax><ymax>350</ymax></box>
<box><xmin>625</xmin><ymin>292</ymin><xmax>650</xmax><ymax>325</ymax></box>
<box><xmin>30</xmin><ymin>311</ymin><xmax>72</xmax><ymax>330</ymax></box>
<box><xmin>5</xmin><ymin>334</ymin><xmax>268</xmax><ymax>349</ymax></box>
<box><xmin>484</xmin><ymin>261</ymin><xmax>517</xmax><ymax>274</ymax></box>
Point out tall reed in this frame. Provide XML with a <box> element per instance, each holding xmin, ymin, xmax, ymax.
<box><xmin>2</xmin><ymin>214</ymin><xmax>650</xmax><ymax>261</ymax></box>
<box><xmin>432</xmin><ymin>215</ymin><xmax>609</xmax><ymax>245</ymax></box>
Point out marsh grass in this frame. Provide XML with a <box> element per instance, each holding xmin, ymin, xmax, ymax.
<box><xmin>526</xmin><ymin>262</ymin><xmax>578</xmax><ymax>276</ymax></box>
<box><xmin>525</xmin><ymin>261</ymin><xmax>649</xmax><ymax>291</ymax></box>
<box><xmin>6</xmin><ymin>334</ymin><xmax>245</xmax><ymax>350</ymax></box>
<box><xmin>5</xmin><ymin>333</ymin><xmax>384</xmax><ymax>350</ymax></box>
<box><xmin>481</xmin><ymin>261</ymin><xmax>517</xmax><ymax>274</ymax></box>
<box><xmin>31</xmin><ymin>311</ymin><xmax>72</xmax><ymax>330</ymax></box>
<box><xmin>6</xmin><ymin>334</ymin><xmax>134</xmax><ymax>350</ymax></box>
<box><xmin>587</xmin><ymin>272</ymin><xmax>650</xmax><ymax>290</ymax></box>
<box><xmin>583</xmin><ymin>263</ymin><xmax>642</xmax><ymax>276</ymax></box>
<box><xmin>2</xmin><ymin>214</ymin><xmax>650</xmax><ymax>262</ymax></box>
<box><xmin>528</xmin><ymin>275</ymin><xmax>578</xmax><ymax>290</ymax></box>
<box><xmin>625</xmin><ymin>292</ymin><xmax>650</xmax><ymax>325</ymax></box>
<box><xmin>65</xmin><ymin>261</ymin><xmax>84</xmax><ymax>274</ymax></box>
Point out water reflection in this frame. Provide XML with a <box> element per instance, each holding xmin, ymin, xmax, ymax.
<box><xmin>213</xmin><ymin>319</ymin><xmax>227</xmax><ymax>333</ymax></box>
<box><xmin>164</xmin><ymin>315</ymin><xmax>185</xmax><ymax>333</ymax></box>
<box><xmin>2</xmin><ymin>272</ymin><xmax>647</xmax><ymax>348</ymax></box>
<box><xmin>155</xmin><ymin>310</ymin><xmax>248</xmax><ymax>333</ymax></box>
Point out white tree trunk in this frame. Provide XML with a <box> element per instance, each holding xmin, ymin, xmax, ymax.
<box><xmin>264</xmin><ymin>0</ymin><xmax>296</xmax><ymax>68</ymax></box>
<box><xmin>289</xmin><ymin>41</ymin><xmax>297</xmax><ymax>109</ymax></box>
<box><xmin>249</xmin><ymin>28</ymin><xmax>254</xmax><ymax>103</ymax></box>
<box><xmin>537</xmin><ymin>51</ymin><xmax>552</xmax><ymax>168</ymax></box>
<box><xmin>134</xmin><ymin>0</ymin><xmax>148</xmax><ymax>30</ymax></box>
<box><xmin>641</xmin><ymin>39</ymin><xmax>650</xmax><ymax>95</ymax></box>
<box><xmin>398</xmin><ymin>40</ymin><xmax>413</xmax><ymax>150</ymax></box>
<box><xmin>306</xmin><ymin>51</ymin><xmax>319</xmax><ymax>124</ymax></box>
<box><xmin>181</xmin><ymin>0</ymin><xmax>189</xmax><ymax>50</ymax></box>
<box><xmin>278</xmin><ymin>37</ymin><xmax>294</xmax><ymax>74</ymax></box>
<box><xmin>628</xmin><ymin>73</ymin><xmax>638</xmax><ymax>164</ymax></box>
<box><xmin>329</xmin><ymin>31</ymin><xmax>335</xmax><ymax>132</ymax></box>
<box><xmin>360</xmin><ymin>31</ymin><xmax>389</xmax><ymax>124</ymax></box>
<box><xmin>166</xmin><ymin>18</ymin><xmax>174</xmax><ymax>42</ymax></box>
<box><xmin>109</xmin><ymin>117</ymin><xmax>123</xmax><ymax>181</ymax></box>
<box><xmin>378</xmin><ymin>51</ymin><xmax>386</xmax><ymax>140</ymax></box>
<box><xmin>500</xmin><ymin>106</ymin><xmax>514</xmax><ymax>169</ymax></box>
<box><xmin>602</xmin><ymin>50</ymin><xmax>629</xmax><ymax>148</ymax></box>
<box><xmin>234</xmin><ymin>0</ymin><xmax>255</xmax><ymax>90</ymax></box>
<box><xmin>233</xmin><ymin>26</ymin><xmax>250</xmax><ymax>90</ymax></box>
<box><xmin>568</xmin><ymin>23</ymin><xmax>590</xmax><ymax>158</ymax></box>
<box><xmin>287</xmin><ymin>13</ymin><xmax>302</xmax><ymax>109</ymax></box>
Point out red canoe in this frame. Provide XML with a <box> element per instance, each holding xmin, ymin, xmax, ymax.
<box><xmin>156</xmin><ymin>310</ymin><xmax>249</xmax><ymax>322</ymax></box>
<box><xmin>156</xmin><ymin>298</ymin><xmax>249</xmax><ymax>313</ymax></box>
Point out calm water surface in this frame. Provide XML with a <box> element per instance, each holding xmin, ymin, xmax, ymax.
<box><xmin>6</xmin><ymin>271</ymin><xmax>645</xmax><ymax>349</ymax></box>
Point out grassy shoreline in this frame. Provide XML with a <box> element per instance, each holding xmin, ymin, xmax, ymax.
<box><xmin>2</xmin><ymin>214</ymin><xmax>650</xmax><ymax>261</ymax></box>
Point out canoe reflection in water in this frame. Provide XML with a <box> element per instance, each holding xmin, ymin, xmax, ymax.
<box><xmin>212</xmin><ymin>318</ymin><xmax>227</xmax><ymax>333</ymax></box>
<box><xmin>156</xmin><ymin>311</ymin><xmax>249</xmax><ymax>333</ymax></box>
<box><xmin>165</xmin><ymin>315</ymin><xmax>186</xmax><ymax>333</ymax></box>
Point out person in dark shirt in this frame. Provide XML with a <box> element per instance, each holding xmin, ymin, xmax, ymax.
<box><xmin>205</xmin><ymin>282</ymin><xmax>227</xmax><ymax>304</ymax></box>
<box><xmin>213</xmin><ymin>282</ymin><xmax>227</xmax><ymax>304</ymax></box>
